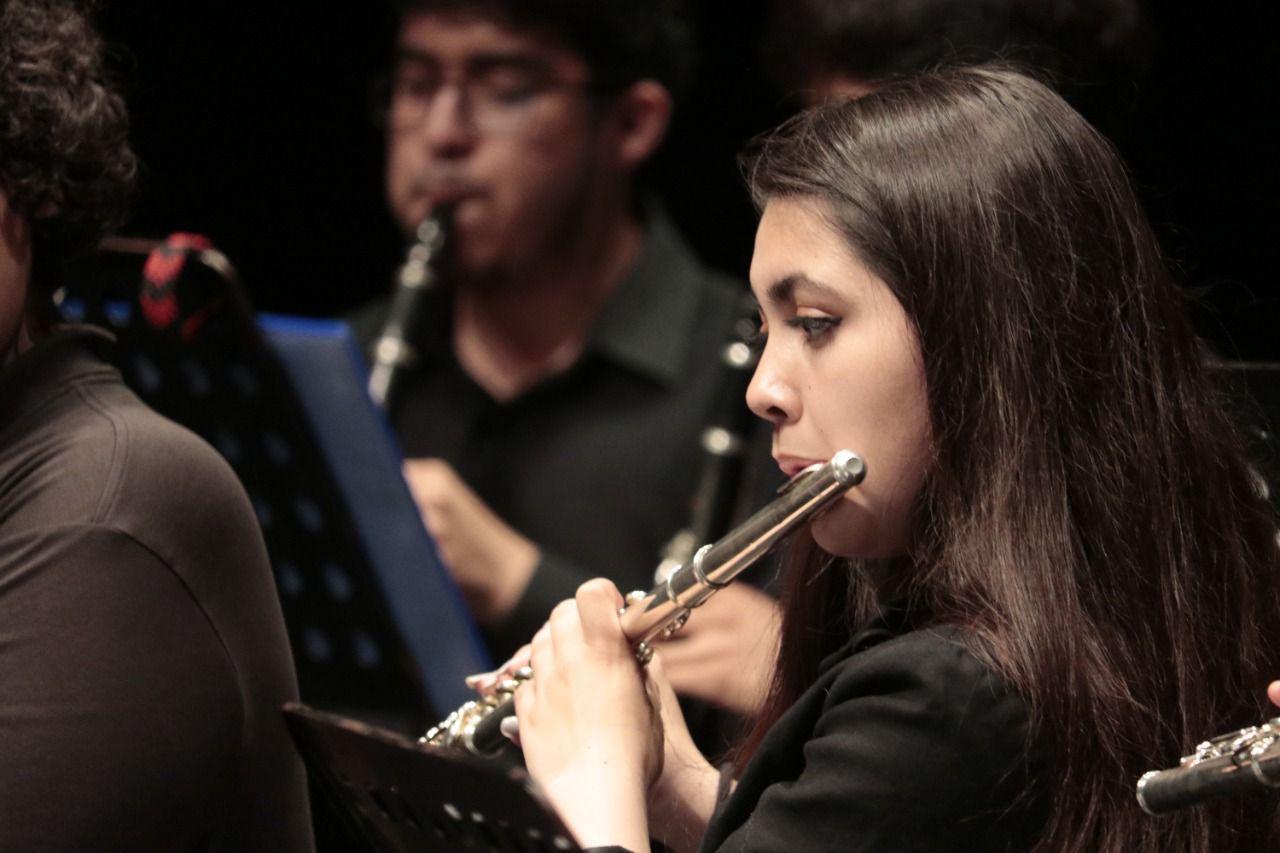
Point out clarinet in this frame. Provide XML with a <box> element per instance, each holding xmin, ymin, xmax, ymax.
<box><xmin>1136</xmin><ymin>717</ymin><xmax>1280</xmax><ymax>814</ymax></box>
<box><xmin>420</xmin><ymin>449</ymin><xmax>866</xmax><ymax>756</ymax></box>
<box><xmin>655</xmin><ymin>294</ymin><xmax>762</xmax><ymax>584</ymax></box>
<box><xmin>367</xmin><ymin>209</ymin><xmax>450</xmax><ymax>414</ymax></box>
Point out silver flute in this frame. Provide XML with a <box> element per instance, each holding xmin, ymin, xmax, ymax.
<box><xmin>1136</xmin><ymin>717</ymin><xmax>1280</xmax><ymax>814</ymax></box>
<box><xmin>421</xmin><ymin>449</ymin><xmax>867</xmax><ymax>756</ymax></box>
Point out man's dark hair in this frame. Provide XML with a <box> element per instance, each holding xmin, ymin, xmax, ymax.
<box><xmin>763</xmin><ymin>0</ymin><xmax>1151</xmax><ymax>109</ymax></box>
<box><xmin>0</xmin><ymin>0</ymin><xmax>137</xmax><ymax>297</ymax></box>
<box><xmin>393</xmin><ymin>0</ymin><xmax>695</xmax><ymax>103</ymax></box>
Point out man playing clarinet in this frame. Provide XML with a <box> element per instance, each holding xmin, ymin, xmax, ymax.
<box><xmin>351</xmin><ymin>0</ymin><xmax>780</xmax><ymax>733</ymax></box>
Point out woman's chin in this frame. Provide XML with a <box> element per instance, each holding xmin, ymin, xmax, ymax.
<box><xmin>811</xmin><ymin>504</ymin><xmax>905</xmax><ymax>560</ymax></box>
<box><xmin>810</xmin><ymin>511</ymin><xmax>863</xmax><ymax>559</ymax></box>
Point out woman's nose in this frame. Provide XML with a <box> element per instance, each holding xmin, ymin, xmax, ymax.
<box><xmin>746</xmin><ymin>345</ymin><xmax>799</xmax><ymax>425</ymax></box>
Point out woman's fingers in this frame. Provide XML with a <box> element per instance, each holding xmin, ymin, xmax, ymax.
<box><xmin>548</xmin><ymin>597</ymin><xmax>584</xmax><ymax>661</ymax></box>
<box><xmin>576</xmin><ymin>578</ymin><xmax>626</xmax><ymax>648</ymax></box>
<box><xmin>646</xmin><ymin>652</ymin><xmax>685</xmax><ymax>724</ymax></box>
<box><xmin>511</xmin><ymin>581</ymin><xmax>635</xmax><ymax>748</ymax></box>
<box><xmin>499</xmin><ymin>714</ymin><xmax>522</xmax><ymax>747</ymax></box>
<box><xmin>465</xmin><ymin>642</ymin><xmax>534</xmax><ymax>695</ymax></box>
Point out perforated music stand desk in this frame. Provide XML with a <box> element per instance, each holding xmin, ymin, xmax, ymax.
<box><xmin>285</xmin><ymin>704</ymin><xmax>583</xmax><ymax>853</ymax></box>
<box><xmin>61</xmin><ymin>238</ymin><xmax>490</xmax><ymax>730</ymax></box>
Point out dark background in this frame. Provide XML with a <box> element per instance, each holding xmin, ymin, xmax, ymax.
<box><xmin>96</xmin><ymin>2</ymin><xmax>1278</xmax><ymax>360</ymax></box>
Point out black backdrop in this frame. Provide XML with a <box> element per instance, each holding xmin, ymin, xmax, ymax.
<box><xmin>97</xmin><ymin>1</ymin><xmax>1278</xmax><ymax>359</ymax></box>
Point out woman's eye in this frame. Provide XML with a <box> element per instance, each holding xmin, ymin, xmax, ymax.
<box><xmin>742</xmin><ymin>319</ymin><xmax>767</xmax><ymax>352</ymax></box>
<box><xmin>785</xmin><ymin>315</ymin><xmax>841</xmax><ymax>342</ymax></box>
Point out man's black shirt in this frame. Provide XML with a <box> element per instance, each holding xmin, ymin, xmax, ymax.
<box><xmin>351</xmin><ymin>213</ymin><xmax>775</xmax><ymax>660</ymax></box>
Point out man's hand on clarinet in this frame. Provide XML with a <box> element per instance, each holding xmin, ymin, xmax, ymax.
<box><xmin>403</xmin><ymin>458</ymin><xmax>538</xmax><ymax>626</ymax></box>
<box><xmin>659</xmin><ymin>582</ymin><xmax>779</xmax><ymax>717</ymax></box>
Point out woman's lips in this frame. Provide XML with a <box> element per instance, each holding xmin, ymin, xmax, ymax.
<box><xmin>775</xmin><ymin>454</ymin><xmax>826</xmax><ymax>479</ymax></box>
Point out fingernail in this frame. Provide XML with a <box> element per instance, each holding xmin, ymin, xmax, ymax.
<box><xmin>500</xmin><ymin>716</ymin><xmax>520</xmax><ymax>743</ymax></box>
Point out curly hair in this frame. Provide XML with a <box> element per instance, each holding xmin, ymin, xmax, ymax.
<box><xmin>0</xmin><ymin>0</ymin><xmax>138</xmax><ymax>297</ymax></box>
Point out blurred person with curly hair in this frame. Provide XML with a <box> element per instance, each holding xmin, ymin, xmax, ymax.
<box><xmin>1</xmin><ymin>1</ymin><xmax>314</xmax><ymax>848</ymax></box>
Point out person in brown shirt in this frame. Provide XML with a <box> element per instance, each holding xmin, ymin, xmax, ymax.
<box><xmin>1</xmin><ymin>1</ymin><xmax>312</xmax><ymax>848</ymax></box>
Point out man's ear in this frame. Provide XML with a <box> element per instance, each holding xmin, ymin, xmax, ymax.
<box><xmin>602</xmin><ymin>79</ymin><xmax>673</xmax><ymax>172</ymax></box>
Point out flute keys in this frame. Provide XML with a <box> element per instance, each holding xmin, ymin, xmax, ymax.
<box><xmin>620</xmin><ymin>590</ymin><xmax>647</xmax><ymax>615</ymax></box>
<box><xmin>634</xmin><ymin>641</ymin><xmax>654</xmax><ymax>666</ymax></box>
<box><xmin>660</xmin><ymin>610</ymin><xmax>690</xmax><ymax>640</ymax></box>
<box><xmin>493</xmin><ymin>665</ymin><xmax>536</xmax><ymax>696</ymax></box>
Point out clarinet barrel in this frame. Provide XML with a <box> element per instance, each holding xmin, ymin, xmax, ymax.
<box><xmin>655</xmin><ymin>295</ymin><xmax>762</xmax><ymax>583</ymax></box>
<box><xmin>367</xmin><ymin>210</ymin><xmax>450</xmax><ymax>414</ymax></box>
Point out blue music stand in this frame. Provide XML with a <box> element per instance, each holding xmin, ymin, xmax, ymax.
<box><xmin>60</xmin><ymin>237</ymin><xmax>490</xmax><ymax>732</ymax></box>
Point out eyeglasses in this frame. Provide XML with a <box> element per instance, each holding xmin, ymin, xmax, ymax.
<box><xmin>380</xmin><ymin>56</ymin><xmax>596</xmax><ymax>135</ymax></box>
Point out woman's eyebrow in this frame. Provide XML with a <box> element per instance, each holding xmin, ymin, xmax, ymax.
<box><xmin>765</xmin><ymin>273</ymin><xmax>842</xmax><ymax>304</ymax></box>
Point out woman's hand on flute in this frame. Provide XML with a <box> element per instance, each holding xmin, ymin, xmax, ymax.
<box><xmin>464</xmin><ymin>644</ymin><xmax>532</xmax><ymax>698</ymax></box>
<box><xmin>515</xmin><ymin>579</ymin><xmax>659</xmax><ymax>852</ymax></box>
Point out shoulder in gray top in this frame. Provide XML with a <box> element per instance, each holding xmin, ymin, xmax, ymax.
<box><xmin>0</xmin><ymin>326</ymin><xmax>314</xmax><ymax>851</ymax></box>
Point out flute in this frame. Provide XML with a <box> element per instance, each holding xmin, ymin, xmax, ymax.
<box><xmin>421</xmin><ymin>449</ymin><xmax>867</xmax><ymax>757</ymax></box>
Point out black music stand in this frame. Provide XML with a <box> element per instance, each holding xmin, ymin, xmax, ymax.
<box><xmin>60</xmin><ymin>237</ymin><xmax>490</xmax><ymax>733</ymax></box>
<box><xmin>285</xmin><ymin>704</ymin><xmax>583</xmax><ymax>853</ymax></box>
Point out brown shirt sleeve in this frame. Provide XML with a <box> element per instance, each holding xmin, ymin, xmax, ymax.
<box><xmin>0</xmin><ymin>330</ymin><xmax>313</xmax><ymax>851</ymax></box>
<box><xmin>0</xmin><ymin>525</ymin><xmax>246</xmax><ymax>849</ymax></box>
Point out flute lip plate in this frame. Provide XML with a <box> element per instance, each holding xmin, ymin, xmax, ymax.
<box><xmin>775</xmin><ymin>450</ymin><xmax>865</xmax><ymax>495</ymax></box>
<box><xmin>831</xmin><ymin>450</ymin><xmax>867</xmax><ymax>486</ymax></box>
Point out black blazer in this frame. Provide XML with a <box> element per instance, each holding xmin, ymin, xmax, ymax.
<box><xmin>697</xmin><ymin>614</ymin><xmax>1047</xmax><ymax>852</ymax></box>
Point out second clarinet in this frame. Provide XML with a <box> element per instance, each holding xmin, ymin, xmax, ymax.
<box><xmin>367</xmin><ymin>209</ymin><xmax>451</xmax><ymax>414</ymax></box>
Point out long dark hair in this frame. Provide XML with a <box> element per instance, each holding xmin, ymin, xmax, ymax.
<box><xmin>738</xmin><ymin>65</ymin><xmax>1280</xmax><ymax>852</ymax></box>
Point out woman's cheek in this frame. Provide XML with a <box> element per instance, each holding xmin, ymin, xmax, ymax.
<box><xmin>810</xmin><ymin>498</ymin><xmax>866</xmax><ymax>558</ymax></box>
